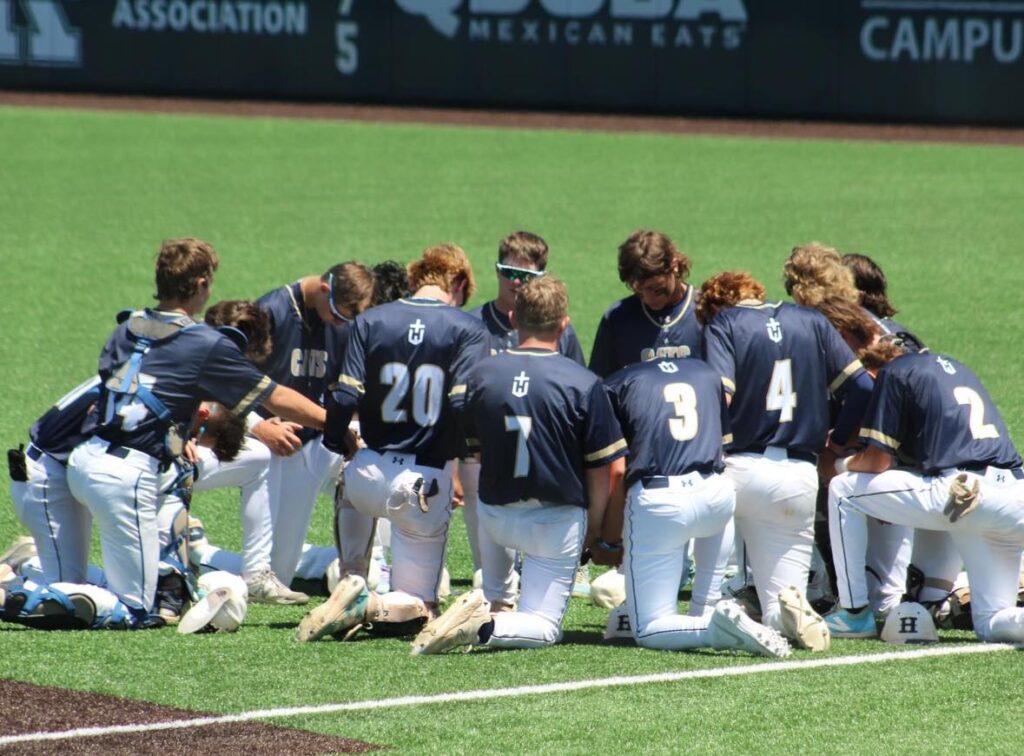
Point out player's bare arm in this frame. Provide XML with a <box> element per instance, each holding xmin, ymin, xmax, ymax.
<box><xmin>262</xmin><ymin>385</ymin><xmax>327</xmax><ymax>431</ymax></box>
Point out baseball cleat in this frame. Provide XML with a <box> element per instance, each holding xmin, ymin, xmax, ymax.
<box><xmin>0</xmin><ymin>536</ymin><xmax>37</xmax><ymax>572</ymax></box>
<box><xmin>411</xmin><ymin>589</ymin><xmax>491</xmax><ymax>656</ymax></box>
<box><xmin>710</xmin><ymin>600</ymin><xmax>792</xmax><ymax>658</ymax></box>
<box><xmin>295</xmin><ymin>575</ymin><xmax>368</xmax><ymax>643</ymax></box>
<box><xmin>824</xmin><ymin>606</ymin><xmax>878</xmax><ymax>638</ymax></box>
<box><xmin>572</xmin><ymin>564</ymin><xmax>591</xmax><ymax>599</ymax></box>
<box><xmin>778</xmin><ymin>586</ymin><xmax>831</xmax><ymax>652</ymax></box>
<box><xmin>246</xmin><ymin>569</ymin><xmax>309</xmax><ymax>606</ymax></box>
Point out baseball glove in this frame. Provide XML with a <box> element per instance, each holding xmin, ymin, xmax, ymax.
<box><xmin>943</xmin><ymin>473</ymin><xmax>981</xmax><ymax>523</ymax></box>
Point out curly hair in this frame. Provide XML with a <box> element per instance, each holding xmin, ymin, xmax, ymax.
<box><xmin>204</xmin><ymin>300</ymin><xmax>272</xmax><ymax>365</ymax></box>
<box><xmin>858</xmin><ymin>339</ymin><xmax>909</xmax><ymax>374</ymax></box>
<box><xmin>696</xmin><ymin>271</ymin><xmax>766</xmax><ymax>325</ymax></box>
<box><xmin>371</xmin><ymin>260</ymin><xmax>411</xmax><ymax>305</ymax></box>
<box><xmin>814</xmin><ymin>296</ymin><xmax>881</xmax><ymax>353</ymax></box>
<box><xmin>783</xmin><ymin>242</ymin><xmax>858</xmax><ymax>308</ymax></box>
<box><xmin>407</xmin><ymin>243</ymin><xmax>476</xmax><ymax>302</ymax></box>
<box><xmin>617</xmin><ymin>230</ymin><xmax>692</xmax><ymax>286</ymax></box>
<box><xmin>200</xmin><ymin>403</ymin><xmax>247</xmax><ymax>462</ymax></box>
<box><xmin>843</xmin><ymin>253</ymin><xmax>897</xmax><ymax>319</ymax></box>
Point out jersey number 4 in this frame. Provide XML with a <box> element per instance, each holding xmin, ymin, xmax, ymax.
<box><xmin>766</xmin><ymin>359</ymin><xmax>797</xmax><ymax>423</ymax></box>
<box><xmin>380</xmin><ymin>363</ymin><xmax>444</xmax><ymax>427</ymax></box>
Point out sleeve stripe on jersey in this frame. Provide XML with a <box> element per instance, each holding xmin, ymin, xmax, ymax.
<box><xmin>448</xmin><ymin>384</ymin><xmax>467</xmax><ymax>397</ymax></box>
<box><xmin>862</xmin><ymin>427</ymin><xmax>901</xmax><ymax>450</ymax></box>
<box><xmin>337</xmin><ymin>374</ymin><xmax>365</xmax><ymax>394</ymax></box>
<box><xmin>584</xmin><ymin>438</ymin><xmax>628</xmax><ymax>463</ymax></box>
<box><xmin>232</xmin><ymin>376</ymin><xmax>273</xmax><ymax>416</ymax></box>
<box><xmin>722</xmin><ymin>433</ymin><xmax>733</xmax><ymax>444</ymax></box>
<box><xmin>721</xmin><ymin>377</ymin><xmax>736</xmax><ymax>393</ymax></box>
<box><xmin>828</xmin><ymin>359</ymin><xmax>863</xmax><ymax>393</ymax></box>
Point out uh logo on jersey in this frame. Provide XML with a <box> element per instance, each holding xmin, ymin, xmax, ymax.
<box><xmin>766</xmin><ymin>317</ymin><xmax>783</xmax><ymax>343</ymax></box>
<box><xmin>511</xmin><ymin>370</ymin><xmax>530</xmax><ymax>397</ymax></box>
<box><xmin>408</xmin><ymin>318</ymin><xmax>426</xmax><ymax>345</ymax></box>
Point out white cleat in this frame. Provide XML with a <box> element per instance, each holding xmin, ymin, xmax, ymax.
<box><xmin>411</xmin><ymin>589</ymin><xmax>491</xmax><ymax>656</ymax></box>
<box><xmin>246</xmin><ymin>569</ymin><xmax>309</xmax><ymax>606</ymax></box>
<box><xmin>710</xmin><ymin>600</ymin><xmax>792</xmax><ymax>658</ymax></box>
<box><xmin>295</xmin><ymin>575</ymin><xmax>368</xmax><ymax>643</ymax></box>
<box><xmin>778</xmin><ymin>585</ymin><xmax>831</xmax><ymax>652</ymax></box>
<box><xmin>0</xmin><ymin>536</ymin><xmax>37</xmax><ymax>572</ymax></box>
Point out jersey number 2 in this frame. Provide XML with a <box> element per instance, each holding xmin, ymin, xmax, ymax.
<box><xmin>380</xmin><ymin>363</ymin><xmax>444</xmax><ymax>427</ymax></box>
<box><xmin>954</xmin><ymin>386</ymin><xmax>999</xmax><ymax>440</ymax></box>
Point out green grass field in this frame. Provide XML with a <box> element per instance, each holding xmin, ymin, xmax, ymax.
<box><xmin>2</xmin><ymin>104</ymin><xmax>1024</xmax><ymax>753</ymax></box>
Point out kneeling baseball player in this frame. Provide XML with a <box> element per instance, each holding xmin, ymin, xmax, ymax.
<box><xmin>412</xmin><ymin>275</ymin><xmax>627</xmax><ymax>654</ymax></box>
<box><xmin>598</xmin><ymin>351</ymin><xmax>790</xmax><ymax>656</ymax></box>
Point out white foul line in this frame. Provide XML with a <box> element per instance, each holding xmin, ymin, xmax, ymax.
<box><xmin>1</xmin><ymin>643</ymin><xmax>1018</xmax><ymax>746</ymax></box>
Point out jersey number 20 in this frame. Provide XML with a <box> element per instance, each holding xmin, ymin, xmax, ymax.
<box><xmin>380</xmin><ymin>363</ymin><xmax>444</xmax><ymax>427</ymax></box>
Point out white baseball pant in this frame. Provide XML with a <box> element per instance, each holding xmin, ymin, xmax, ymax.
<box><xmin>478</xmin><ymin>499</ymin><xmax>585</xmax><ymax>649</ymax></box>
<box><xmin>624</xmin><ymin>473</ymin><xmax>736</xmax><ymax>650</ymax></box>
<box><xmin>190</xmin><ymin>439</ymin><xmax>273</xmax><ymax>579</ymax></box>
<box><xmin>11</xmin><ymin>446</ymin><xmax>91</xmax><ymax>584</ymax></box>
<box><xmin>66</xmin><ymin>438</ymin><xmax>166</xmax><ymax>614</ymax></box>
<box><xmin>458</xmin><ymin>458</ymin><xmax>484</xmax><ymax>571</ymax></box>
<box><xmin>342</xmin><ymin>447</ymin><xmax>452</xmax><ymax>604</ymax></box>
<box><xmin>830</xmin><ymin>466</ymin><xmax>1024</xmax><ymax>641</ymax></box>
<box><xmin>267</xmin><ymin>438</ymin><xmax>343</xmax><ymax>585</ymax></box>
<box><xmin>726</xmin><ymin>448</ymin><xmax>818</xmax><ymax>634</ymax></box>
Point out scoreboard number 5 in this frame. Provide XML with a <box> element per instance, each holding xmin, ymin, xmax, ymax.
<box><xmin>337</xmin><ymin>0</ymin><xmax>358</xmax><ymax>75</ymax></box>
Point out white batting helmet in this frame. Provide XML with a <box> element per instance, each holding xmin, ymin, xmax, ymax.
<box><xmin>178</xmin><ymin>571</ymin><xmax>248</xmax><ymax>634</ymax></box>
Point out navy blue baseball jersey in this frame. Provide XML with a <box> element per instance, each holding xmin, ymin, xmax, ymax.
<box><xmin>455</xmin><ymin>348</ymin><xmax>627</xmax><ymax>508</ymax></box>
<box><xmin>605</xmin><ymin>358</ymin><xmax>730</xmax><ymax>488</ymax></box>
<box><xmin>329</xmin><ymin>298</ymin><xmax>489</xmax><ymax>462</ymax></box>
<box><xmin>861</xmin><ymin>352</ymin><xmax>1021</xmax><ymax>475</ymax></box>
<box><xmin>87</xmin><ymin>310</ymin><xmax>275</xmax><ymax>462</ymax></box>
<box><xmin>703</xmin><ymin>301</ymin><xmax>865</xmax><ymax>455</ymax></box>
<box><xmin>469</xmin><ymin>300</ymin><xmax>586</xmax><ymax>365</ymax></box>
<box><xmin>862</xmin><ymin>307</ymin><xmax>914</xmax><ymax>340</ymax></box>
<box><xmin>29</xmin><ymin>377</ymin><xmax>101</xmax><ymax>464</ymax></box>
<box><xmin>589</xmin><ymin>285</ymin><xmax>703</xmax><ymax>378</ymax></box>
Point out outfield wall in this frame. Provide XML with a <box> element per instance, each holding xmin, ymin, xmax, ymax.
<box><xmin>1</xmin><ymin>1</ymin><xmax>1023</xmax><ymax>125</ymax></box>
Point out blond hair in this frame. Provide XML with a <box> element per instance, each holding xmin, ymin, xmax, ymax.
<box><xmin>514</xmin><ymin>276</ymin><xmax>568</xmax><ymax>334</ymax></box>
<box><xmin>783</xmin><ymin>242</ymin><xmax>858</xmax><ymax>307</ymax></box>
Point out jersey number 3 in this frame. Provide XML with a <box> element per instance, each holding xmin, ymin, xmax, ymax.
<box><xmin>663</xmin><ymin>382</ymin><xmax>699</xmax><ymax>441</ymax></box>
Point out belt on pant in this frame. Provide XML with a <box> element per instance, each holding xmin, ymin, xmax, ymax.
<box><xmin>737</xmin><ymin>445</ymin><xmax>817</xmax><ymax>465</ymax></box>
<box><xmin>641</xmin><ymin>469</ymin><xmax>714</xmax><ymax>489</ymax></box>
<box><xmin>415</xmin><ymin>454</ymin><xmax>447</xmax><ymax>471</ymax></box>
<box><xmin>941</xmin><ymin>465</ymin><xmax>1024</xmax><ymax>480</ymax></box>
<box><xmin>26</xmin><ymin>443</ymin><xmax>44</xmax><ymax>462</ymax></box>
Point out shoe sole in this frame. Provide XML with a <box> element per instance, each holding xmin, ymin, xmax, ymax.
<box><xmin>779</xmin><ymin>588</ymin><xmax>831</xmax><ymax>652</ymax></box>
<box><xmin>826</xmin><ymin>625</ymin><xmax>877</xmax><ymax>639</ymax></box>
<box><xmin>713</xmin><ymin>603</ymin><xmax>792</xmax><ymax>658</ymax></box>
<box><xmin>295</xmin><ymin>577</ymin><xmax>366</xmax><ymax>643</ymax></box>
<box><xmin>411</xmin><ymin>591</ymin><xmax>488</xmax><ymax>656</ymax></box>
<box><xmin>249</xmin><ymin>590</ymin><xmax>310</xmax><ymax>606</ymax></box>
